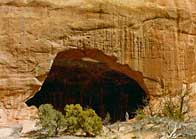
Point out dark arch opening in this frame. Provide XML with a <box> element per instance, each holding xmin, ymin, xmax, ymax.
<box><xmin>26</xmin><ymin>49</ymin><xmax>148</xmax><ymax>122</ymax></box>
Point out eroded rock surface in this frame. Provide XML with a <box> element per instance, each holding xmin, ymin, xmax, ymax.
<box><xmin>0</xmin><ymin>0</ymin><xmax>195</xmax><ymax>122</ymax></box>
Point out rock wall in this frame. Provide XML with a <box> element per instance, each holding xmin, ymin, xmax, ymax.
<box><xmin>0</xmin><ymin>0</ymin><xmax>196</xmax><ymax>122</ymax></box>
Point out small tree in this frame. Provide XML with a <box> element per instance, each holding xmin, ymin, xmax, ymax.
<box><xmin>64</xmin><ymin>104</ymin><xmax>83</xmax><ymax>134</ymax></box>
<box><xmin>80</xmin><ymin>108</ymin><xmax>103</xmax><ymax>136</ymax></box>
<box><xmin>37</xmin><ymin>104</ymin><xmax>65</xmax><ymax>137</ymax></box>
<box><xmin>64</xmin><ymin>104</ymin><xmax>103</xmax><ymax>137</ymax></box>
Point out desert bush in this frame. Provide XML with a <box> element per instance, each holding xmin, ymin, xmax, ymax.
<box><xmin>162</xmin><ymin>89</ymin><xmax>190</xmax><ymax>121</ymax></box>
<box><xmin>64</xmin><ymin>104</ymin><xmax>83</xmax><ymax>134</ymax></box>
<box><xmin>36</xmin><ymin>104</ymin><xmax>103</xmax><ymax>137</ymax></box>
<box><xmin>80</xmin><ymin>108</ymin><xmax>103</xmax><ymax>136</ymax></box>
<box><xmin>135</xmin><ymin>108</ymin><xmax>147</xmax><ymax>120</ymax></box>
<box><xmin>64</xmin><ymin>104</ymin><xmax>103</xmax><ymax>137</ymax></box>
<box><xmin>36</xmin><ymin>104</ymin><xmax>65</xmax><ymax>137</ymax></box>
<box><xmin>103</xmin><ymin>112</ymin><xmax>111</xmax><ymax>125</ymax></box>
<box><xmin>134</xmin><ymin>98</ymin><xmax>151</xmax><ymax>120</ymax></box>
<box><xmin>135</xmin><ymin>88</ymin><xmax>190</xmax><ymax>122</ymax></box>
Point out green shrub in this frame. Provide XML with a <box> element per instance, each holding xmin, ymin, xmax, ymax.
<box><xmin>36</xmin><ymin>104</ymin><xmax>102</xmax><ymax>137</ymax></box>
<box><xmin>64</xmin><ymin>104</ymin><xmax>83</xmax><ymax>134</ymax></box>
<box><xmin>103</xmin><ymin>112</ymin><xmax>111</xmax><ymax>125</ymax></box>
<box><xmin>64</xmin><ymin>104</ymin><xmax>103</xmax><ymax>137</ymax></box>
<box><xmin>79</xmin><ymin>108</ymin><xmax>103</xmax><ymax>136</ymax></box>
<box><xmin>161</xmin><ymin>89</ymin><xmax>191</xmax><ymax>121</ymax></box>
<box><xmin>37</xmin><ymin>104</ymin><xmax>65</xmax><ymax>137</ymax></box>
<box><xmin>135</xmin><ymin>108</ymin><xmax>146</xmax><ymax>120</ymax></box>
<box><xmin>162</xmin><ymin>97</ymin><xmax>185</xmax><ymax>121</ymax></box>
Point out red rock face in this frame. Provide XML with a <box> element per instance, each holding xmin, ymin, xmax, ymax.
<box><xmin>0</xmin><ymin>0</ymin><xmax>195</xmax><ymax>123</ymax></box>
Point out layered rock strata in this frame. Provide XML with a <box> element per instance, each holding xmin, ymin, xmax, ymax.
<box><xmin>0</xmin><ymin>0</ymin><xmax>195</xmax><ymax>122</ymax></box>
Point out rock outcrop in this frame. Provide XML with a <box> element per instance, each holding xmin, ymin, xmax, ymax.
<box><xmin>0</xmin><ymin>0</ymin><xmax>195</xmax><ymax>123</ymax></box>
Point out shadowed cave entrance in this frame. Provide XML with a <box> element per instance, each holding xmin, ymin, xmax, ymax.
<box><xmin>26</xmin><ymin>49</ymin><xmax>148</xmax><ymax>122</ymax></box>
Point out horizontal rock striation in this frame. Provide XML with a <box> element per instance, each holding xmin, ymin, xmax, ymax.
<box><xmin>0</xmin><ymin>0</ymin><xmax>195</xmax><ymax>122</ymax></box>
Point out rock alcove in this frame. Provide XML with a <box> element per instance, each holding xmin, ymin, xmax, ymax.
<box><xmin>26</xmin><ymin>49</ymin><xmax>148</xmax><ymax>122</ymax></box>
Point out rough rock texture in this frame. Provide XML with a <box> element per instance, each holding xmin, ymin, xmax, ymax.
<box><xmin>0</xmin><ymin>0</ymin><xmax>196</xmax><ymax>122</ymax></box>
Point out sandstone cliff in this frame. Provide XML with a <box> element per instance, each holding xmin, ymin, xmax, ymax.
<box><xmin>0</xmin><ymin>0</ymin><xmax>195</xmax><ymax>122</ymax></box>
